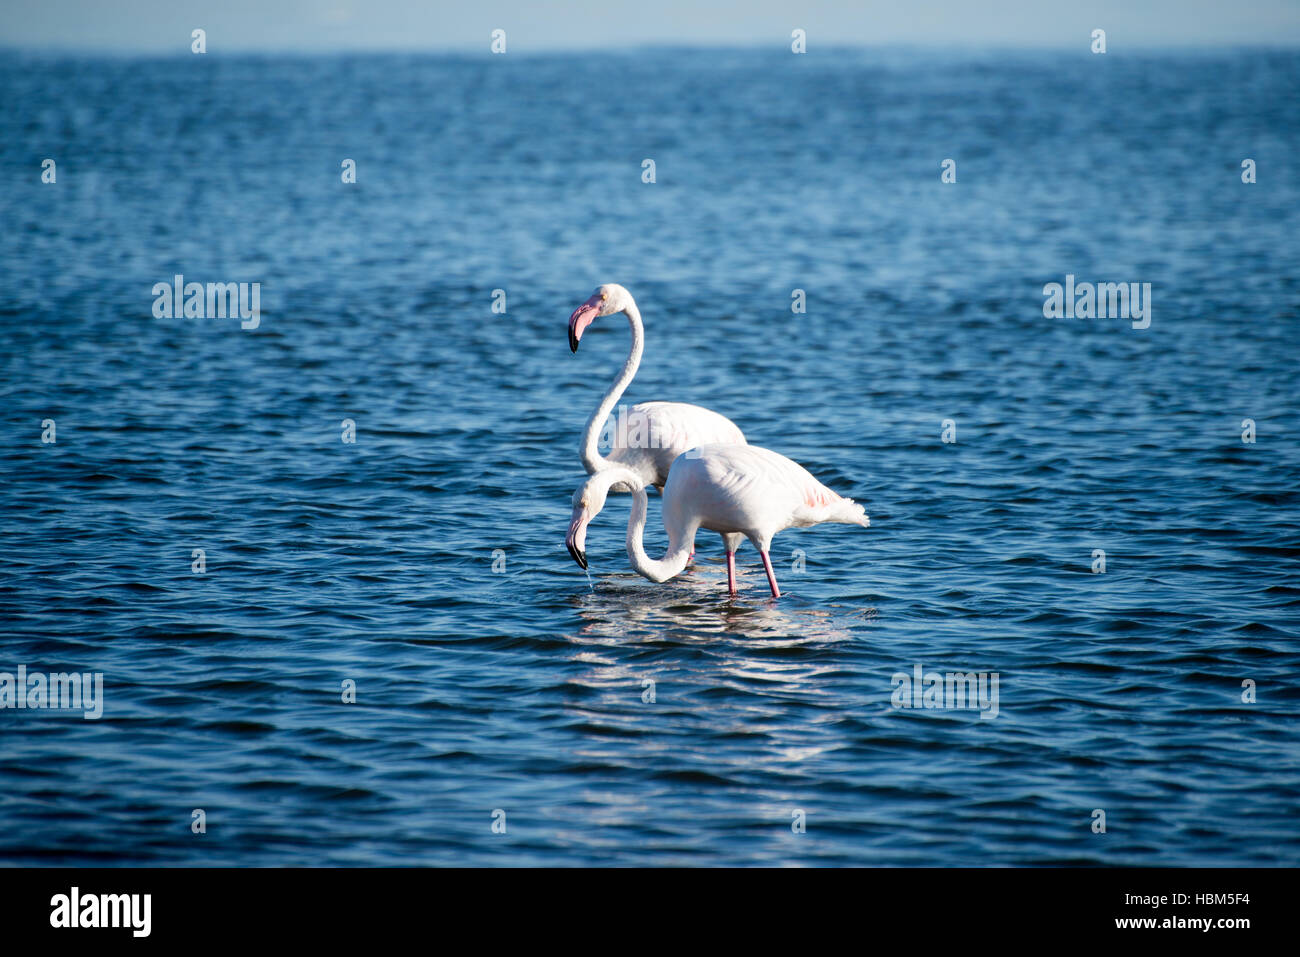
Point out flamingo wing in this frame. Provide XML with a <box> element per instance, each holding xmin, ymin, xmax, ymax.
<box><xmin>607</xmin><ymin>401</ymin><xmax>746</xmax><ymax>486</ymax></box>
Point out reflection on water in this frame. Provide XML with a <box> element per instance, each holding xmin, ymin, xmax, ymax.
<box><xmin>567</xmin><ymin>559</ymin><xmax>872</xmax><ymax>645</ymax></box>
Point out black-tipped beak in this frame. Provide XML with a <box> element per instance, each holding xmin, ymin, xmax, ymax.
<box><xmin>567</xmin><ymin>540</ymin><xmax>588</xmax><ymax>570</ymax></box>
<box><xmin>568</xmin><ymin>297</ymin><xmax>600</xmax><ymax>354</ymax></box>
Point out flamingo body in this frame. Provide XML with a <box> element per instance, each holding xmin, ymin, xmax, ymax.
<box><xmin>603</xmin><ymin>400</ymin><xmax>747</xmax><ymax>490</ymax></box>
<box><xmin>664</xmin><ymin>444</ymin><xmax>868</xmax><ymax>547</ymax></box>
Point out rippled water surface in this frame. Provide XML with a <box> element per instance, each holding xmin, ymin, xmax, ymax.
<box><xmin>1</xmin><ymin>48</ymin><xmax>1298</xmax><ymax>865</ymax></box>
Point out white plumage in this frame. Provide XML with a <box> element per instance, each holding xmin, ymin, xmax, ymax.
<box><xmin>567</xmin><ymin>444</ymin><xmax>869</xmax><ymax>598</ymax></box>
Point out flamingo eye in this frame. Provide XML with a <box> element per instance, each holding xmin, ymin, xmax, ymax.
<box><xmin>600</xmin><ymin>293</ymin><xmax>608</xmax><ymax>301</ymax></box>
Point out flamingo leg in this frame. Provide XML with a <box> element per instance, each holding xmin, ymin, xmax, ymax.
<box><xmin>759</xmin><ymin>550</ymin><xmax>781</xmax><ymax>598</ymax></box>
<box><xmin>726</xmin><ymin>550</ymin><xmax>737</xmax><ymax>596</ymax></box>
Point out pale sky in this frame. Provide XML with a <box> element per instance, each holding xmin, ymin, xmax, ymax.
<box><xmin>2</xmin><ymin>0</ymin><xmax>1298</xmax><ymax>51</ymax></box>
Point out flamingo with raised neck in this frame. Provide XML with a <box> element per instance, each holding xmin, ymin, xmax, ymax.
<box><xmin>567</xmin><ymin>283</ymin><xmax>746</xmax><ymax>493</ymax></box>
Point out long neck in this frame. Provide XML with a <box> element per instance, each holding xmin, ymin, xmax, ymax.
<box><xmin>581</xmin><ymin>300</ymin><xmax>644</xmax><ymax>474</ymax></box>
<box><xmin>624</xmin><ymin>483</ymin><xmax>692</xmax><ymax>584</ymax></box>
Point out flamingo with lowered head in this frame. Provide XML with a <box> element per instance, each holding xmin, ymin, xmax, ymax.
<box><xmin>566</xmin><ymin>443</ymin><xmax>870</xmax><ymax>598</ymax></box>
<box><xmin>568</xmin><ymin>283</ymin><xmax>746</xmax><ymax>493</ymax></box>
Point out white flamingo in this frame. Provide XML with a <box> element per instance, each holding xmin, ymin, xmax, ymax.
<box><xmin>566</xmin><ymin>444</ymin><xmax>869</xmax><ymax>598</ymax></box>
<box><xmin>568</xmin><ymin>283</ymin><xmax>746</xmax><ymax>493</ymax></box>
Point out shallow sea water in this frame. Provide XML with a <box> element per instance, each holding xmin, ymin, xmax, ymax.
<box><xmin>0</xmin><ymin>48</ymin><xmax>1297</xmax><ymax>865</ymax></box>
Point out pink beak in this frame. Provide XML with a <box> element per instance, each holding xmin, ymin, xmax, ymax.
<box><xmin>566</xmin><ymin>509</ymin><xmax>589</xmax><ymax>569</ymax></box>
<box><xmin>568</xmin><ymin>294</ymin><xmax>602</xmax><ymax>353</ymax></box>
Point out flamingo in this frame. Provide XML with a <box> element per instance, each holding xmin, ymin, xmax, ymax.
<box><xmin>566</xmin><ymin>443</ymin><xmax>870</xmax><ymax>598</ymax></box>
<box><xmin>567</xmin><ymin>283</ymin><xmax>746</xmax><ymax>493</ymax></box>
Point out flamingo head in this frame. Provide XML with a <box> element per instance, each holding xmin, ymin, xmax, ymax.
<box><xmin>568</xmin><ymin>283</ymin><xmax>633</xmax><ymax>353</ymax></box>
<box><xmin>565</xmin><ymin>477</ymin><xmax>612</xmax><ymax>570</ymax></box>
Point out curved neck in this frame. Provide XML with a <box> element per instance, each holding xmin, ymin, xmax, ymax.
<box><xmin>624</xmin><ymin>483</ymin><xmax>692</xmax><ymax>584</ymax></box>
<box><xmin>581</xmin><ymin>300</ymin><xmax>644</xmax><ymax>474</ymax></box>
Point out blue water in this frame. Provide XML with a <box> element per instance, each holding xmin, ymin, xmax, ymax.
<box><xmin>1</xmin><ymin>47</ymin><xmax>1298</xmax><ymax>866</ymax></box>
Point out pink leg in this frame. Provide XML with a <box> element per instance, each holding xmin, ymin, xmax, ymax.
<box><xmin>759</xmin><ymin>550</ymin><xmax>781</xmax><ymax>598</ymax></box>
<box><xmin>725</xmin><ymin>550</ymin><xmax>737</xmax><ymax>596</ymax></box>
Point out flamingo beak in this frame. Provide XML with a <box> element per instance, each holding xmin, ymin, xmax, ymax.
<box><xmin>566</xmin><ymin>508</ymin><xmax>589</xmax><ymax>569</ymax></box>
<box><xmin>568</xmin><ymin>295</ymin><xmax>602</xmax><ymax>353</ymax></box>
